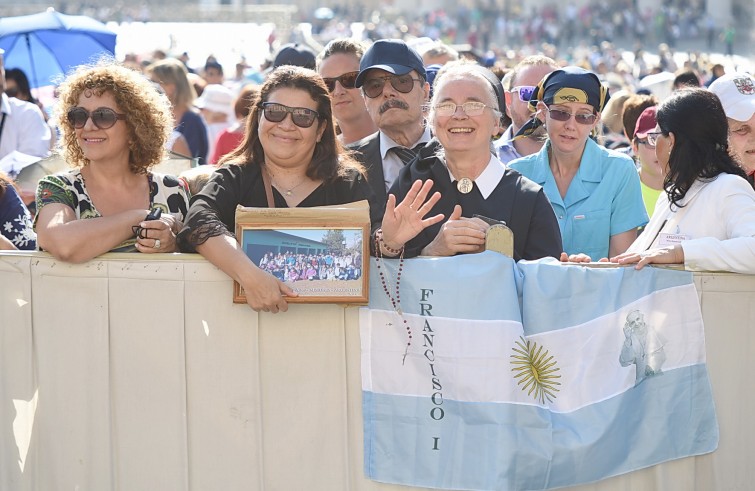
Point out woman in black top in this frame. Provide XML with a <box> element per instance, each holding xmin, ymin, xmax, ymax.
<box><xmin>377</xmin><ymin>61</ymin><xmax>562</xmax><ymax>260</ymax></box>
<box><xmin>178</xmin><ymin>66</ymin><xmax>379</xmax><ymax>313</ymax></box>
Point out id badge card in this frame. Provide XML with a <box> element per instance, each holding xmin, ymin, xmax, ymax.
<box><xmin>658</xmin><ymin>233</ymin><xmax>690</xmax><ymax>248</ymax></box>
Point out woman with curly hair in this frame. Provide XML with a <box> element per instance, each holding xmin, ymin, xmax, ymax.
<box><xmin>34</xmin><ymin>61</ymin><xmax>190</xmax><ymax>262</ymax></box>
<box><xmin>177</xmin><ymin>66</ymin><xmax>385</xmax><ymax>313</ymax></box>
<box><xmin>611</xmin><ymin>88</ymin><xmax>755</xmax><ymax>273</ymax></box>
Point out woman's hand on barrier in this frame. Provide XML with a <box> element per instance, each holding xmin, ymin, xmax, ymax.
<box><xmin>611</xmin><ymin>244</ymin><xmax>684</xmax><ymax>270</ymax></box>
<box><xmin>559</xmin><ymin>252</ymin><xmax>614</xmax><ymax>263</ymax></box>
<box><xmin>241</xmin><ymin>267</ymin><xmax>298</xmax><ymax>314</ymax></box>
<box><xmin>421</xmin><ymin>205</ymin><xmax>488</xmax><ymax>256</ymax></box>
<box><xmin>380</xmin><ymin>179</ymin><xmax>444</xmax><ymax>252</ymax></box>
<box><xmin>560</xmin><ymin>252</ymin><xmax>593</xmax><ymax>263</ymax></box>
<box><xmin>135</xmin><ymin>214</ymin><xmax>180</xmax><ymax>253</ymax></box>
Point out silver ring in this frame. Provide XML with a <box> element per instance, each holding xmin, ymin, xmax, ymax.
<box><xmin>154</xmin><ymin>239</ymin><xmax>161</xmax><ymax>250</ymax></box>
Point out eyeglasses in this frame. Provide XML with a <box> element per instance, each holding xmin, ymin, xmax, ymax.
<box><xmin>67</xmin><ymin>107</ymin><xmax>127</xmax><ymax>130</ymax></box>
<box><xmin>261</xmin><ymin>102</ymin><xmax>320</xmax><ymax>128</ymax></box>
<box><xmin>4</xmin><ymin>87</ymin><xmax>19</xmax><ymax>98</ymax></box>
<box><xmin>322</xmin><ymin>71</ymin><xmax>358</xmax><ymax>93</ymax></box>
<box><xmin>432</xmin><ymin>101</ymin><xmax>493</xmax><ymax>117</ymax></box>
<box><xmin>645</xmin><ymin>131</ymin><xmax>663</xmax><ymax>147</ymax></box>
<box><xmin>362</xmin><ymin>74</ymin><xmax>423</xmax><ymax>98</ymax></box>
<box><xmin>636</xmin><ymin>137</ymin><xmax>656</xmax><ymax>148</ymax></box>
<box><xmin>511</xmin><ymin>85</ymin><xmax>536</xmax><ymax>102</ymax></box>
<box><xmin>546</xmin><ymin>107</ymin><xmax>597</xmax><ymax>125</ymax></box>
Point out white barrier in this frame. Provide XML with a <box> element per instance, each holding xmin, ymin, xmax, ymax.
<box><xmin>1</xmin><ymin>252</ymin><xmax>753</xmax><ymax>491</ymax></box>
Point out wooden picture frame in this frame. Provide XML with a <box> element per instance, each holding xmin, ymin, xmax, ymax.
<box><xmin>233</xmin><ymin>201</ymin><xmax>370</xmax><ymax>304</ymax></box>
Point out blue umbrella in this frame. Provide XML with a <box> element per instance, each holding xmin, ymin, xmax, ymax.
<box><xmin>0</xmin><ymin>9</ymin><xmax>116</xmax><ymax>88</ymax></box>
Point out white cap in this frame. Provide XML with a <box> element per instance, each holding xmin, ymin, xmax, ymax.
<box><xmin>194</xmin><ymin>84</ymin><xmax>234</xmax><ymax>118</ymax></box>
<box><xmin>709</xmin><ymin>72</ymin><xmax>755</xmax><ymax>122</ymax></box>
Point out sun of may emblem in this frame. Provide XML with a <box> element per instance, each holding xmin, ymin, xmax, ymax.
<box><xmin>511</xmin><ymin>336</ymin><xmax>562</xmax><ymax>404</ymax></box>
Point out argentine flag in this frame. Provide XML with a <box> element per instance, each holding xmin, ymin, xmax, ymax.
<box><xmin>360</xmin><ymin>252</ymin><xmax>718</xmax><ymax>490</ymax></box>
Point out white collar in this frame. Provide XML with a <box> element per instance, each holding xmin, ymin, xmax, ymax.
<box><xmin>444</xmin><ymin>153</ymin><xmax>505</xmax><ymax>199</ymax></box>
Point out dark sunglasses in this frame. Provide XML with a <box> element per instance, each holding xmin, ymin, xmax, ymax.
<box><xmin>261</xmin><ymin>102</ymin><xmax>319</xmax><ymax>128</ymax></box>
<box><xmin>322</xmin><ymin>71</ymin><xmax>358</xmax><ymax>93</ymax></box>
<box><xmin>362</xmin><ymin>74</ymin><xmax>423</xmax><ymax>98</ymax></box>
<box><xmin>4</xmin><ymin>87</ymin><xmax>19</xmax><ymax>98</ymax></box>
<box><xmin>67</xmin><ymin>107</ymin><xmax>127</xmax><ymax>129</ymax></box>
<box><xmin>510</xmin><ymin>85</ymin><xmax>536</xmax><ymax>102</ymax></box>
<box><xmin>546</xmin><ymin>107</ymin><xmax>597</xmax><ymax>125</ymax></box>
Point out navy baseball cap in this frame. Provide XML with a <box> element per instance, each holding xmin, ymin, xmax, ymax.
<box><xmin>355</xmin><ymin>39</ymin><xmax>426</xmax><ymax>88</ymax></box>
<box><xmin>273</xmin><ymin>43</ymin><xmax>317</xmax><ymax>70</ymax></box>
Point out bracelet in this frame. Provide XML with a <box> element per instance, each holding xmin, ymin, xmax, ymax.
<box><xmin>376</xmin><ymin>228</ymin><xmax>404</xmax><ymax>256</ymax></box>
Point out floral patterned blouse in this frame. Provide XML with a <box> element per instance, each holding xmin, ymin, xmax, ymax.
<box><xmin>35</xmin><ymin>169</ymin><xmax>190</xmax><ymax>252</ymax></box>
<box><xmin>0</xmin><ymin>182</ymin><xmax>36</xmax><ymax>250</ymax></box>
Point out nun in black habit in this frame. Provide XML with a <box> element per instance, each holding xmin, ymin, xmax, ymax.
<box><xmin>375</xmin><ymin>61</ymin><xmax>562</xmax><ymax>261</ymax></box>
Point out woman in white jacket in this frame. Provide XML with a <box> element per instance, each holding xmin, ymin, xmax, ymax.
<box><xmin>612</xmin><ymin>88</ymin><xmax>755</xmax><ymax>273</ymax></box>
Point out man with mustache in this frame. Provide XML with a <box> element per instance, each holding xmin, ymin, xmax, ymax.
<box><xmin>349</xmin><ymin>40</ymin><xmax>432</xmax><ymax>207</ymax></box>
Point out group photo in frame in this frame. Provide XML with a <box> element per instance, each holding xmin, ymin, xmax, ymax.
<box><xmin>234</xmin><ymin>201</ymin><xmax>370</xmax><ymax>304</ymax></box>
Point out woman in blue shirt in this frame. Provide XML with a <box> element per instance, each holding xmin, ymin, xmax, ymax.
<box><xmin>147</xmin><ymin>58</ymin><xmax>209</xmax><ymax>165</ymax></box>
<box><xmin>510</xmin><ymin>67</ymin><xmax>648</xmax><ymax>260</ymax></box>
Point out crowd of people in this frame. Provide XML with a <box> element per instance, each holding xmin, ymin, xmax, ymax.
<box><xmin>0</xmin><ymin>18</ymin><xmax>753</xmax><ymax>314</ymax></box>
<box><xmin>258</xmin><ymin>250</ymin><xmax>363</xmax><ymax>282</ymax></box>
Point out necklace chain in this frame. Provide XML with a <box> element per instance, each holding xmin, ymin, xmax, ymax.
<box><xmin>374</xmin><ymin>234</ymin><xmax>412</xmax><ymax>364</ymax></box>
<box><xmin>265</xmin><ymin>165</ymin><xmax>308</xmax><ymax>196</ymax></box>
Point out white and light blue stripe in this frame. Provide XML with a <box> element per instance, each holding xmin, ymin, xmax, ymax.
<box><xmin>361</xmin><ymin>253</ymin><xmax>718</xmax><ymax>491</ymax></box>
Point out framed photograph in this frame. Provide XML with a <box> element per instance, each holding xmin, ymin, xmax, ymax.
<box><xmin>234</xmin><ymin>201</ymin><xmax>370</xmax><ymax>304</ymax></box>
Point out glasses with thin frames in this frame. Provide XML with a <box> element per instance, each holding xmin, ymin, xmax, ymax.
<box><xmin>636</xmin><ymin>137</ymin><xmax>656</xmax><ymax>148</ymax></box>
<box><xmin>645</xmin><ymin>131</ymin><xmax>663</xmax><ymax>147</ymax></box>
<box><xmin>362</xmin><ymin>74</ymin><xmax>423</xmax><ymax>98</ymax></box>
<box><xmin>322</xmin><ymin>71</ymin><xmax>359</xmax><ymax>93</ymax></box>
<box><xmin>67</xmin><ymin>107</ymin><xmax>127</xmax><ymax>130</ymax></box>
<box><xmin>511</xmin><ymin>85</ymin><xmax>536</xmax><ymax>102</ymax></box>
<box><xmin>261</xmin><ymin>102</ymin><xmax>320</xmax><ymax>128</ymax></box>
<box><xmin>546</xmin><ymin>107</ymin><xmax>597</xmax><ymax>125</ymax></box>
<box><xmin>432</xmin><ymin>101</ymin><xmax>493</xmax><ymax>117</ymax></box>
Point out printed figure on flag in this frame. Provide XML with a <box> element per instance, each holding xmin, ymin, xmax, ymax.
<box><xmin>361</xmin><ymin>252</ymin><xmax>718</xmax><ymax>491</ymax></box>
<box><xmin>619</xmin><ymin>310</ymin><xmax>666</xmax><ymax>385</ymax></box>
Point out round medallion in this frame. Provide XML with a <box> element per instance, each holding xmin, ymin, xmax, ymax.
<box><xmin>457</xmin><ymin>177</ymin><xmax>474</xmax><ymax>194</ymax></box>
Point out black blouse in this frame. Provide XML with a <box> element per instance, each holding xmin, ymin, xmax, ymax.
<box><xmin>177</xmin><ymin>162</ymin><xmax>380</xmax><ymax>252</ymax></box>
<box><xmin>384</xmin><ymin>140</ymin><xmax>563</xmax><ymax>260</ymax></box>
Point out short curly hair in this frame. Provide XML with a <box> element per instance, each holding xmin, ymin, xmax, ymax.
<box><xmin>55</xmin><ymin>61</ymin><xmax>172</xmax><ymax>174</ymax></box>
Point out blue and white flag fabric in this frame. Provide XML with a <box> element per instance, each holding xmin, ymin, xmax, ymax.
<box><xmin>360</xmin><ymin>252</ymin><xmax>718</xmax><ymax>491</ymax></box>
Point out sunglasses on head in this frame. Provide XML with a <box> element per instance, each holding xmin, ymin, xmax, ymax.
<box><xmin>261</xmin><ymin>102</ymin><xmax>320</xmax><ymax>128</ymax></box>
<box><xmin>322</xmin><ymin>71</ymin><xmax>358</xmax><ymax>93</ymax></box>
<box><xmin>362</xmin><ymin>74</ymin><xmax>423</xmax><ymax>99</ymax></box>
<box><xmin>511</xmin><ymin>85</ymin><xmax>536</xmax><ymax>102</ymax></box>
<box><xmin>546</xmin><ymin>107</ymin><xmax>597</xmax><ymax>125</ymax></box>
<box><xmin>67</xmin><ymin>107</ymin><xmax>127</xmax><ymax>130</ymax></box>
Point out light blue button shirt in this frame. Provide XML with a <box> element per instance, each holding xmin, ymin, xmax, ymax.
<box><xmin>493</xmin><ymin>126</ymin><xmax>523</xmax><ymax>165</ymax></box>
<box><xmin>510</xmin><ymin>138</ymin><xmax>648</xmax><ymax>259</ymax></box>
